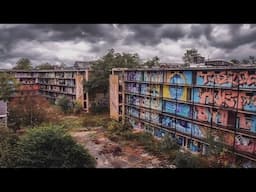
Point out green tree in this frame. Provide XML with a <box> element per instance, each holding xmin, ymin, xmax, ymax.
<box><xmin>13</xmin><ymin>58</ymin><xmax>33</xmax><ymax>70</ymax></box>
<box><xmin>84</xmin><ymin>49</ymin><xmax>141</xmax><ymax>94</ymax></box>
<box><xmin>143</xmin><ymin>56</ymin><xmax>160</xmax><ymax>68</ymax></box>
<box><xmin>0</xmin><ymin>130</ymin><xmax>19</xmax><ymax>168</ymax></box>
<box><xmin>249</xmin><ymin>56</ymin><xmax>256</xmax><ymax>64</ymax></box>
<box><xmin>182</xmin><ymin>48</ymin><xmax>201</xmax><ymax>66</ymax></box>
<box><xmin>242</xmin><ymin>59</ymin><xmax>250</xmax><ymax>64</ymax></box>
<box><xmin>35</xmin><ymin>63</ymin><xmax>55</xmax><ymax>70</ymax></box>
<box><xmin>56</xmin><ymin>96</ymin><xmax>73</xmax><ymax>114</ymax></box>
<box><xmin>230</xmin><ymin>59</ymin><xmax>240</xmax><ymax>64</ymax></box>
<box><xmin>0</xmin><ymin>73</ymin><xmax>19</xmax><ymax>101</ymax></box>
<box><xmin>14</xmin><ymin>126</ymin><xmax>96</xmax><ymax>168</ymax></box>
<box><xmin>8</xmin><ymin>95</ymin><xmax>51</xmax><ymax>131</ymax></box>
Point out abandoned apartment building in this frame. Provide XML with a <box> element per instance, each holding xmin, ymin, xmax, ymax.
<box><xmin>0</xmin><ymin>61</ymin><xmax>108</xmax><ymax>112</ymax></box>
<box><xmin>110</xmin><ymin>65</ymin><xmax>256</xmax><ymax>164</ymax></box>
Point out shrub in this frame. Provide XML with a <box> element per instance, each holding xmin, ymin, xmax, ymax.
<box><xmin>56</xmin><ymin>96</ymin><xmax>73</xmax><ymax>114</ymax></box>
<box><xmin>159</xmin><ymin>135</ymin><xmax>180</xmax><ymax>153</ymax></box>
<box><xmin>173</xmin><ymin>151</ymin><xmax>206</xmax><ymax>168</ymax></box>
<box><xmin>0</xmin><ymin>130</ymin><xmax>20</xmax><ymax>167</ymax></box>
<box><xmin>8</xmin><ymin>95</ymin><xmax>51</xmax><ymax>131</ymax></box>
<box><xmin>73</xmin><ymin>101</ymin><xmax>83</xmax><ymax>114</ymax></box>
<box><xmin>90</xmin><ymin>102</ymin><xmax>109</xmax><ymax>114</ymax></box>
<box><xmin>15</xmin><ymin>125</ymin><xmax>96</xmax><ymax>168</ymax></box>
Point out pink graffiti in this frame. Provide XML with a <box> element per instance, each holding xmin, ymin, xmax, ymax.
<box><xmin>237</xmin><ymin>113</ymin><xmax>251</xmax><ymax>130</ymax></box>
<box><xmin>196</xmin><ymin>106</ymin><xmax>209</xmax><ymax>122</ymax></box>
<box><xmin>199</xmin><ymin>89</ymin><xmax>256</xmax><ymax>110</ymax></box>
<box><xmin>213</xmin><ymin>110</ymin><xmax>228</xmax><ymax>126</ymax></box>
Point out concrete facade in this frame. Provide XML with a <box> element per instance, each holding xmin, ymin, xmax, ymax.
<box><xmin>111</xmin><ymin>67</ymin><xmax>256</xmax><ymax>162</ymax></box>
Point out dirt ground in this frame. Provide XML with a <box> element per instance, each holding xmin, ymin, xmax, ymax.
<box><xmin>70</xmin><ymin>127</ymin><xmax>174</xmax><ymax>168</ymax></box>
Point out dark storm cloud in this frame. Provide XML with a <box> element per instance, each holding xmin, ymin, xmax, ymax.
<box><xmin>1</xmin><ymin>24</ymin><xmax>256</xmax><ymax>69</ymax></box>
<box><xmin>121</xmin><ymin>24</ymin><xmax>187</xmax><ymax>45</ymax></box>
<box><xmin>206</xmin><ymin>24</ymin><xmax>256</xmax><ymax>49</ymax></box>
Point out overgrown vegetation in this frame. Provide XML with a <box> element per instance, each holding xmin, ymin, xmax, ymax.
<box><xmin>0</xmin><ymin>126</ymin><xmax>96</xmax><ymax>168</ymax></box>
<box><xmin>56</xmin><ymin>96</ymin><xmax>74</xmax><ymax>114</ymax></box>
<box><xmin>8</xmin><ymin>95</ymin><xmax>53</xmax><ymax>131</ymax></box>
<box><xmin>173</xmin><ymin>151</ymin><xmax>208</xmax><ymax>168</ymax></box>
<box><xmin>0</xmin><ymin>72</ymin><xmax>19</xmax><ymax>101</ymax></box>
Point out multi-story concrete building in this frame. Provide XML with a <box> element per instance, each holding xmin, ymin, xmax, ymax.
<box><xmin>0</xmin><ymin>68</ymin><xmax>107</xmax><ymax>112</ymax></box>
<box><xmin>110</xmin><ymin>66</ymin><xmax>256</xmax><ymax>163</ymax></box>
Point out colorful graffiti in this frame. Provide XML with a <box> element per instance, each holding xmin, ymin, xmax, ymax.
<box><xmin>236</xmin><ymin>114</ymin><xmax>256</xmax><ymax>133</ymax></box>
<box><xmin>151</xmin><ymin>71</ymin><xmax>163</xmax><ymax>82</ymax></box>
<box><xmin>129</xmin><ymin>118</ymin><xmax>142</xmax><ymax>129</ymax></box>
<box><xmin>151</xmin><ymin>112</ymin><xmax>160</xmax><ymax>124</ymax></box>
<box><xmin>163</xmin><ymin>101</ymin><xmax>191</xmax><ymax>118</ymax></box>
<box><xmin>235</xmin><ymin>135</ymin><xmax>256</xmax><ymax>153</ymax></box>
<box><xmin>141</xmin><ymin>84</ymin><xmax>150</xmax><ymax>95</ymax></box>
<box><xmin>161</xmin><ymin>115</ymin><xmax>206</xmax><ymax>138</ymax></box>
<box><xmin>126</xmin><ymin>83</ymin><xmax>140</xmax><ymax>94</ymax></box>
<box><xmin>126</xmin><ymin>71</ymin><xmax>142</xmax><ymax>81</ymax></box>
<box><xmin>163</xmin><ymin>85</ymin><xmax>188</xmax><ymax>101</ymax></box>
<box><xmin>166</xmin><ymin>71</ymin><xmax>192</xmax><ymax>85</ymax></box>
<box><xmin>193</xmin><ymin>106</ymin><xmax>229</xmax><ymax>126</ymax></box>
<box><xmin>154</xmin><ymin>128</ymin><xmax>166</xmax><ymax>138</ymax></box>
<box><xmin>141</xmin><ymin>97</ymin><xmax>151</xmax><ymax>108</ymax></box>
<box><xmin>126</xmin><ymin>107</ymin><xmax>139</xmax><ymax>118</ymax></box>
<box><xmin>196</xmin><ymin>70</ymin><xmax>256</xmax><ymax>88</ymax></box>
<box><xmin>151</xmin><ymin>98</ymin><xmax>162</xmax><ymax>110</ymax></box>
<box><xmin>193</xmin><ymin>88</ymin><xmax>256</xmax><ymax>112</ymax></box>
<box><xmin>140</xmin><ymin>109</ymin><xmax>151</xmax><ymax>121</ymax></box>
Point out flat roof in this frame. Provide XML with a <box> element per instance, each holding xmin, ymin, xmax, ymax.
<box><xmin>112</xmin><ymin>66</ymin><xmax>256</xmax><ymax>71</ymax></box>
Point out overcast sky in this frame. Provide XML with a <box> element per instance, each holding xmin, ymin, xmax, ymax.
<box><xmin>0</xmin><ymin>24</ymin><xmax>255</xmax><ymax>69</ymax></box>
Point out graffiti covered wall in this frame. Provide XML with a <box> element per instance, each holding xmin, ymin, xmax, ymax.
<box><xmin>196</xmin><ymin>70</ymin><xmax>256</xmax><ymax>88</ymax></box>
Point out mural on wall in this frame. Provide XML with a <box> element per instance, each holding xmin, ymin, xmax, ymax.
<box><xmin>236</xmin><ymin>114</ymin><xmax>256</xmax><ymax>133</ymax></box>
<box><xmin>235</xmin><ymin>134</ymin><xmax>256</xmax><ymax>153</ymax></box>
<box><xmin>163</xmin><ymin>101</ymin><xmax>191</xmax><ymax>118</ymax></box>
<box><xmin>144</xmin><ymin>124</ymin><xmax>154</xmax><ymax>134</ymax></box>
<box><xmin>154</xmin><ymin>128</ymin><xmax>166</xmax><ymax>138</ymax></box>
<box><xmin>163</xmin><ymin>85</ymin><xmax>188</xmax><ymax>101</ymax></box>
<box><xmin>140</xmin><ymin>109</ymin><xmax>151</xmax><ymax>121</ymax></box>
<box><xmin>196</xmin><ymin>70</ymin><xmax>256</xmax><ymax>88</ymax></box>
<box><xmin>165</xmin><ymin>71</ymin><xmax>192</xmax><ymax>85</ymax></box>
<box><xmin>126</xmin><ymin>71</ymin><xmax>142</xmax><ymax>81</ymax></box>
<box><xmin>143</xmin><ymin>71</ymin><xmax>151</xmax><ymax>82</ymax></box>
<box><xmin>151</xmin><ymin>112</ymin><xmax>161</xmax><ymax>124</ymax></box>
<box><xmin>109</xmin><ymin>75</ymin><xmax>119</xmax><ymax>120</ymax></box>
<box><xmin>126</xmin><ymin>107</ymin><xmax>139</xmax><ymax>118</ymax></box>
<box><xmin>150</xmin><ymin>85</ymin><xmax>161</xmax><ymax>97</ymax></box>
<box><xmin>126</xmin><ymin>95</ymin><xmax>140</xmax><ymax>106</ymax></box>
<box><xmin>126</xmin><ymin>83</ymin><xmax>140</xmax><ymax>94</ymax></box>
<box><xmin>162</xmin><ymin>115</ymin><xmax>175</xmax><ymax>129</ymax></box>
<box><xmin>193</xmin><ymin>106</ymin><xmax>229</xmax><ymax>127</ymax></box>
<box><xmin>129</xmin><ymin>118</ymin><xmax>142</xmax><ymax>129</ymax></box>
<box><xmin>151</xmin><ymin>71</ymin><xmax>163</xmax><ymax>83</ymax></box>
<box><xmin>141</xmin><ymin>83</ymin><xmax>150</xmax><ymax>95</ymax></box>
<box><xmin>141</xmin><ymin>97</ymin><xmax>151</xmax><ymax>108</ymax></box>
<box><xmin>192</xmin><ymin>124</ymin><xmax>207</xmax><ymax>139</ymax></box>
<box><xmin>193</xmin><ymin>88</ymin><xmax>256</xmax><ymax>112</ymax></box>
<box><xmin>151</xmin><ymin>98</ymin><xmax>162</xmax><ymax>111</ymax></box>
<box><xmin>210</xmin><ymin>130</ymin><xmax>234</xmax><ymax>146</ymax></box>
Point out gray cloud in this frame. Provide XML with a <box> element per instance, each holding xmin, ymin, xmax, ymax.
<box><xmin>1</xmin><ymin>24</ymin><xmax>256</xmax><ymax>69</ymax></box>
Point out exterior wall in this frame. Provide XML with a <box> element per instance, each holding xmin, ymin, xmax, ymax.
<box><xmin>1</xmin><ymin>70</ymin><xmax>92</xmax><ymax>112</ymax></box>
<box><xmin>111</xmin><ymin>67</ymin><xmax>256</xmax><ymax>162</ymax></box>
